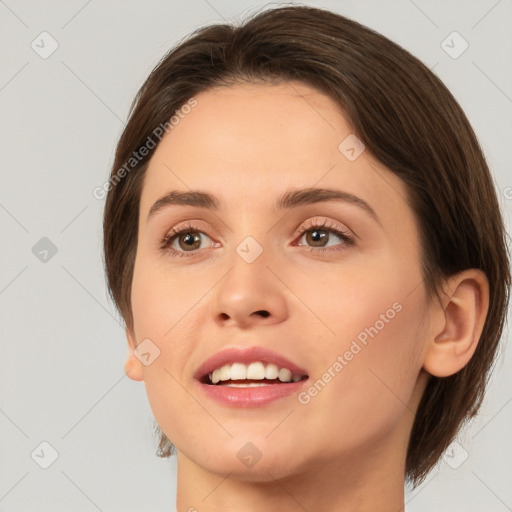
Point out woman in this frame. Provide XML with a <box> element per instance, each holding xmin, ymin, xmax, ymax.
<box><xmin>102</xmin><ymin>5</ymin><xmax>510</xmax><ymax>511</ymax></box>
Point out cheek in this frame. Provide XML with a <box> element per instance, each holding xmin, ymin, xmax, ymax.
<box><xmin>299</xmin><ymin>260</ymin><xmax>427</xmax><ymax>439</ymax></box>
<box><xmin>130</xmin><ymin>253</ymin><xmax>214</xmax><ymax>344</ymax></box>
<box><xmin>300</xmin><ymin>252</ymin><xmax>424</xmax><ymax>363</ymax></box>
<box><xmin>129</xmin><ymin>256</ymin><xmax>225</xmax><ymax>440</ymax></box>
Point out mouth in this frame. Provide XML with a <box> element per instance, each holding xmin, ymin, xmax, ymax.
<box><xmin>200</xmin><ymin>361</ymin><xmax>308</xmax><ymax>387</ymax></box>
<box><xmin>194</xmin><ymin>346</ymin><xmax>309</xmax><ymax>406</ymax></box>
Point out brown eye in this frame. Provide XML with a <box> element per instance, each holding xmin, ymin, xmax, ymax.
<box><xmin>160</xmin><ymin>222</ymin><xmax>217</xmax><ymax>257</ymax></box>
<box><xmin>176</xmin><ymin>231</ymin><xmax>202</xmax><ymax>251</ymax></box>
<box><xmin>304</xmin><ymin>228</ymin><xmax>330</xmax><ymax>247</ymax></box>
<box><xmin>297</xmin><ymin>226</ymin><xmax>352</xmax><ymax>249</ymax></box>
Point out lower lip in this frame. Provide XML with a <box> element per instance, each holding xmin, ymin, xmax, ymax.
<box><xmin>197</xmin><ymin>380</ymin><xmax>308</xmax><ymax>407</ymax></box>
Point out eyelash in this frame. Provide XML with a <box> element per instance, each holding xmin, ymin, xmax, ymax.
<box><xmin>159</xmin><ymin>218</ymin><xmax>355</xmax><ymax>258</ymax></box>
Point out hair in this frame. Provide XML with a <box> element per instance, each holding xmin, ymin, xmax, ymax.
<box><xmin>102</xmin><ymin>4</ymin><xmax>510</xmax><ymax>488</ymax></box>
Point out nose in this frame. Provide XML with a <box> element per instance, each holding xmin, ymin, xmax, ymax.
<box><xmin>211</xmin><ymin>247</ymin><xmax>289</xmax><ymax>329</ymax></box>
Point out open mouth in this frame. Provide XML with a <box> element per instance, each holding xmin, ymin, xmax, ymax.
<box><xmin>200</xmin><ymin>361</ymin><xmax>308</xmax><ymax>387</ymax></box>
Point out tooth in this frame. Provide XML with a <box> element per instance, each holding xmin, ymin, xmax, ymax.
<box><xmin>230</xmin><ymin>362</ymin><xmax>247</xmax><ymax>380</ymax></box>
<box><xmin>219</xmin><ymin>364</ymin><xmax>231</xmax><ymax>381</ymax></box>
<box><xmin>265</xmin><ymin>363</ymin><xmax>279</xmax><ymax>380</ymax></box>
<box><xmin>247</xmin><ymin>362</ymin><xmax>265</xmax><ymax>380</ymax></box>
<box><xmin>210</xmin><ymin>362</ymin><xmax>299</xmax><ymax>384</ymax></box>
<box><xmin>278</xmin><ymin>368</ymin><xmax>292</xmax><ymax>382</ymax></box>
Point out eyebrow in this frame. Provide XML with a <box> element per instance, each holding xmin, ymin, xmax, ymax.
<box><xmin>147</xmin><ymin>187</ymin><xmax>381</xmax><ymax>225</ymax></box>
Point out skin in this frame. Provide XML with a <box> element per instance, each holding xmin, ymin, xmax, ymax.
<box><xmin>123</xmin><ymin>81</ymin><xmax>489</xmax><ymax>512</ymax></box>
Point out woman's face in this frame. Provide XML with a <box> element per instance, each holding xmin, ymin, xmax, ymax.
<box><xmin>126</xmin><ymin>81</ymin><xmax>432</xmax><ymax>481</ymax></box>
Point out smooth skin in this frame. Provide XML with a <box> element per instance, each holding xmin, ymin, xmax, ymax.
<box><xmin>123</xmin><ymin>81</ymin><xmax>489</xmax><ymax>512</ymax></box>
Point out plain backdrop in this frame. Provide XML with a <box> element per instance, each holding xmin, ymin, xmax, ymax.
<box><xmin>1</xmin><ymin>1</ymin><xmax>511</xmax><ymax>511</ymax></box>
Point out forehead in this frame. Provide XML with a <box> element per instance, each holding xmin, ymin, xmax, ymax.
<box><xmin>160</xmin><ymin>80</ymin><xmax>348</xmax><ymax>169</ymax></box>
<box><xmin>140</xmin><ymin>80</ymin><xmax>410</xmax><ymax>224</ymax></box>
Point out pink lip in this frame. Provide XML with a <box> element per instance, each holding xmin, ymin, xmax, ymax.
<box><xmin>198</xmin><ymin>379</ymin><xmax>307</xmax><ymax>408</ymax></box>
<box><xmin>194</xmin><ymin>346</ymin><xmax>309</xmax><ymax>408</ymax></box>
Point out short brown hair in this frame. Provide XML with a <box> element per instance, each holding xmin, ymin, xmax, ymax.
<box><xmin>103</xmin><ymin>5</ymin><xmax>510</xmax><ymax>487</ymax></box>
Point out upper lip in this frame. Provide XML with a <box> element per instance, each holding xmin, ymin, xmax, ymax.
<box><xmin>194</xmin><ymin>346</ymin><xmax>309</xmax><ymax>382</ymax></box>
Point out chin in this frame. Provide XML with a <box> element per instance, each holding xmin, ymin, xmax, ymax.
<box><xmin>207</xmin><ymin>456</ymin><xmax>300</xmax><ymax>483</ymax></box>
<box><xmin>185</xmin><ymin>438</ymin><xmax>308</xmax><ymax>482</ymax></box>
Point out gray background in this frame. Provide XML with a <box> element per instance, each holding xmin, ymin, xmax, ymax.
<box><xmin>0</xmin><ymin>0</ymin><xmax>511</xmax><ymax>510</ymax></box>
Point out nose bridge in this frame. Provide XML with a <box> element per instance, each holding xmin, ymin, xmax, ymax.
<box><xmin>226</xmin><ymin>232</ymin><xmax>273</xmax><ymax>299</ymax></box>
<box><xmin>210</xmin><ymin>231</ymin><xmax>288</xmax><ymax>327</ymax></box>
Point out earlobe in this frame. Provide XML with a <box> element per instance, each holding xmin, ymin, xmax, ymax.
<box><xmin>423</xmin><ymin>269</ymin><xmax>490</xmax><ymax>378</ymax></box>
<box><xmin>124</xmin><ymin>325</ymin><xmax>145</xmax><ymax>382</ymax></box>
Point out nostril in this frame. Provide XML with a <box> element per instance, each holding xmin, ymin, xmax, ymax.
<box><xmin>255</xmin><ymin>310</ymin><xmax>270</xmax><ymax>318</ymax></box>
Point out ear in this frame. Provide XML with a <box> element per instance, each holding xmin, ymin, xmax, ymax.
<box><xmin>423</xmin><ymin>269</ymin><xmax>490</xmax><ymax>377</ymax></box>
<box><xmin>124</xmin><ymin>325</ymin><xmax>145</xmax><ymax>382</ymax></box>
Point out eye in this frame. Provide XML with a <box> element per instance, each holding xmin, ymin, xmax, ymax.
<box><xmin>160</xmin><ymin>221</ymin><xmax>218</xmax><ymax>257</ymax></box>
<box><xmin>294</xmin><ymin>218</ymin><xmax>354</xmax><ymax>253</ymax></box>
<box><xmin>159</xmin><ymin>218</ymin><xmax>355</xmax><ymax>258</ymax></box>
